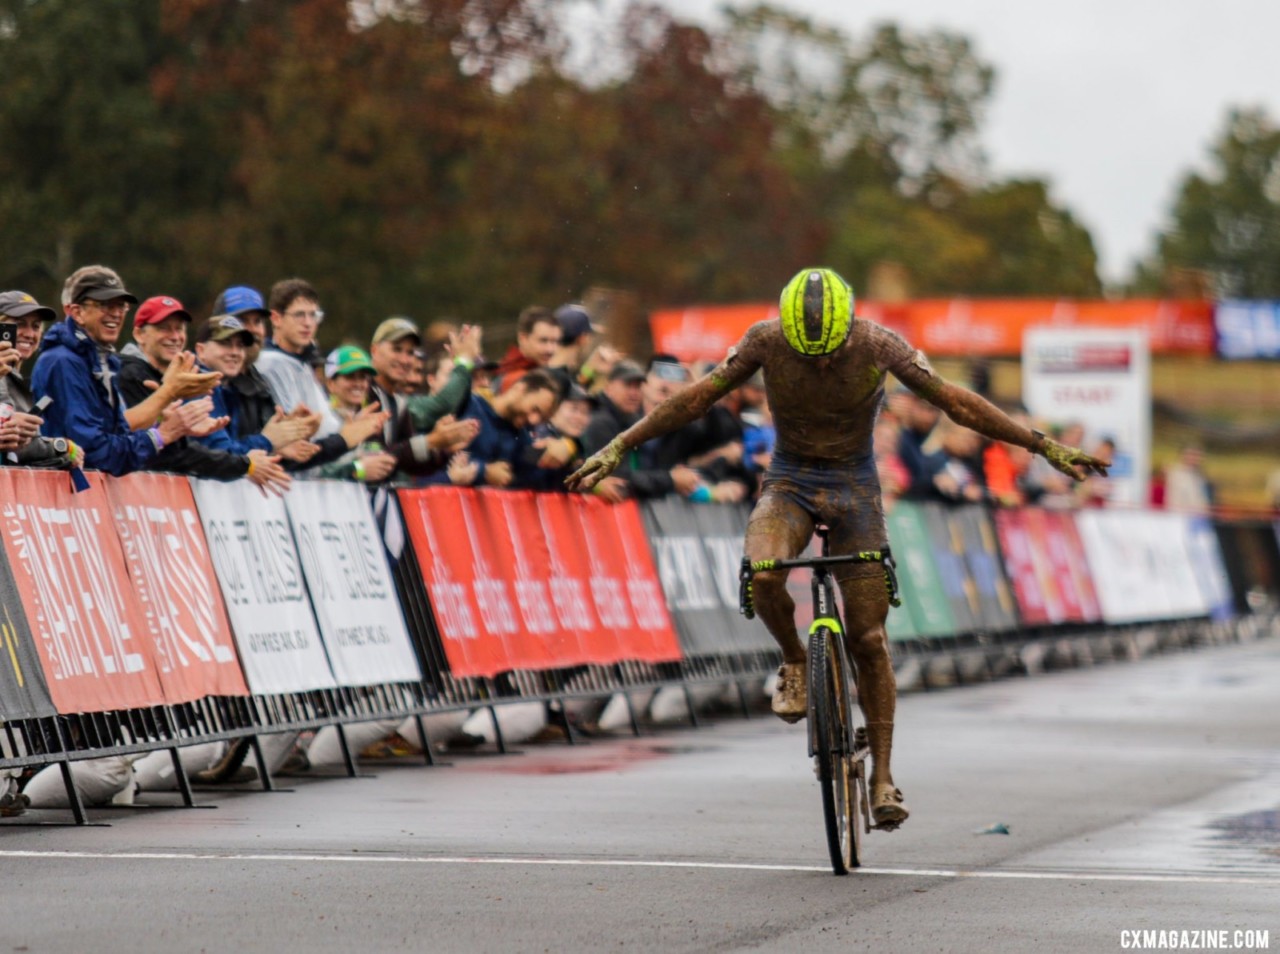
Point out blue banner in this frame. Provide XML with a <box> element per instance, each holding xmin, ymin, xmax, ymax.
<box><xmin>1215</xmin><ymin>300</ymin><xmax>1280</xmax><ymax>359</ymax></box>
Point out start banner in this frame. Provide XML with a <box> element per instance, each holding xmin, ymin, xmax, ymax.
<box><xmin>107</xmin><ymin>474</ymin><xmax>248</xmax><ymax>702</ymax></box>
<box><xmin>191</xmin><ymin>479</ymin><xmax>336</xmax><ymax>694</ymax></box>
<box><xmin>286</xmin><ymin>482</ymin><xmax>422</xmax><ymax>686</ymax></box>
<box><xmin>0</xmin><ymin>470</ymin><xmax>164</xmax><ymax>714</ymax></box>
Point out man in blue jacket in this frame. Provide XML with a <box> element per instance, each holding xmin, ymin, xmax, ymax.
<box><xmin>32</xmin><ymin>266</ymin><xmax>210</xmax><ymax>477</ymax></box>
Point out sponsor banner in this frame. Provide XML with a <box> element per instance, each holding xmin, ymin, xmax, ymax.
<box><xmin>190</xmin><ymin>479</ymin><xmax>336</xmax><ymax>694</ymax></box>
<box><xmin>885</xmin><ymin>502</ymin><xmax>955</xmax><ymax>638</ymax></box>
<box><xmin>1215</xmin><ymin>300</ymin><xmax>1280</xmax><ymax>360</ymax></box>
<box><xmin>573</xmin><ymin>496</ymin><xmax>684</xmax><ymax>663</ymax></box>
<box><xmin>0</xmin><ymin>537</ymin><xmax>55</xmax><ymax>720</ymax></box>
<box><xmin>1023</xmin><ymin>327</ymin><xmax>1151</xmax><ymax>506</ymax></box>
<box><xmin>651</xmin><ymin>299</ymin><xmax>1213</xmax><ymax>364</ymax></box>
<box><xmin>920</xmin><ymin>503</ymin><xmax>982</xmax><ymax>634</ymax></box>
<box><xmin>993</xmin><ymin>509</ymin><xmax>1060</xmax><ymax>626</ymax></box>
<box><xmin>1186</xmin><ymin>516</ymin><xmax>1235</xmax><ymax>621</ymax></box>
<box><xmin>399</xmin><ymin>488</ymin><xmax>681</xmax><ymax>677</ymax></box>
<box><xmin>106</xmin><ymin>474</ymin><xmax>248</xmax><ymax>702</ymax></box>
<box><xmin>643</xmin><ymin>498</ymin><xmax>775</xmax><ymax>655</ymax></box>
<box><xmin>1074</xmin><ymin>510</ymin><xmax>1205</xmax><ymax>623</ymax></box>
<box><xmin>286</xmin><ymin>482</ymin><xmax>422</xmax><ymax>686</ymax></box>
<box><xmin>0</xmin><ymin>470</ymin><xmax>164</xmax><ymax>713</ymax></box>
<box><xmin>1045</xmin><ymin>512</ymin><xmax>1102</xmax><ymax>623</ymax></box>
<box><xmin>951</xmin><ymin>506</ymin><xmax>1019</xmax><ymax>632</ymax></box>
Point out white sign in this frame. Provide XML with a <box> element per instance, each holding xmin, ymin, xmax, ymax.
<box><xmin>1023</xmin><ymin>327</ymin><xmax>1150</xmax><ymax>506</ymax></box>
<box><xmin>191</xmin><ymin>479</ymin><xmax>337</xmax><ymax>694</ymax></box>
<box><xmin>286</xmin><ymin>482</ymin><xmax>422</xmax><ymax>686</ymax></box>
<box><xmin>1075</xmin><ymin>510</ymin><xmax>1205</xmax><ymax>623</ymax></box>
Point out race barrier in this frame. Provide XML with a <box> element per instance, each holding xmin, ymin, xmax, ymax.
<box><xmin>2</xmin><ymin>469</ymin><xmax>1279</xmax><ymax>822</ymax></box>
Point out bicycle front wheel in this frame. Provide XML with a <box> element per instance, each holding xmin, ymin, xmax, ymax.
<box><xmin>808</xmin><ymin>626</ymin><xmax>861</xmax><ymax>874</ymax></box>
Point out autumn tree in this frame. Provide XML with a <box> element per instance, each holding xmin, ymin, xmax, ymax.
<box><xmin>1134</xmin><ymin>107</ymin><xmax>1280</xmax><ymax>298</ymax></box>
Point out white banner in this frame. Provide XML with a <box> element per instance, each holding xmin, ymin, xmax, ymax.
<box><xmin>1075</xmin><ymin>510</ymin><xmax>1206</xmax><ymax>623</ymax></box>
<box><xmin>286</xmin><ymin>482</ymin><xmax>421</xmax><ymax>686</ymax></box>
<box><xmin>190</xmin><ymin>479</ymin><xmax>336</xmax><ymax>693</ymax></box>
<box><xmin>1023</xmin><ymin>327</ymin><xmax>1150</xmax><ymax>506</ymax></box>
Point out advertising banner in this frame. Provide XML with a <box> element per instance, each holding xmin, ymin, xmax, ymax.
<box><xmin>1044</xmin><ymin>512</ymin><xmax>1102</xmax><ymax>623</ymax></box>
<box><xmin>1074</xmin><ymin>510</ymin><xmax>1204</xmax><ymax>623</ymax></box>
<box><xmin>651</xmin><ymin>299</ymin><xmax>1213</xmax><ymax>364</ymax></box>
<box><xmin>1186</xmin><ymin>516</ymin><xmax>1235</xmax><ymax>621</ymax></box>
<box><xmin>399</xmin><ymin>488</ymin><xmax>681</xmax><ymax>677</ymax></box>
<box><xmin>920</xmin><ymin>503</ymin><xmax>982</xmax><ymax>634</ymax></box>
<box><xmin>0</xmin><ymin>539</ymin><xmax>55</xmax><ymax>720</ymax></box>
<box><xmin>0</xmin><ymin>470</ymin><xmax>164</xmax><ymax>713</ymax></box>
<box><xmin>885</xmin><ymin>502</ymin><xmax>955</xmax><ymax>638</ymax></box>
<box><xmin>643</xmin><ymin>499</ymin><xmax>775</xmax><ymax>655</ymax></box>
<box><xmin>950</xmin><ymin>506</ymin><xmax>1019</xmax><ymax>632</ymax></box>
<box><xmin>993</xmin><ymin>509</ymin><xmax>1058</xmax><ymax>626</ymax></box>
<box><xmin>1023</xmin><ymin>327</ymin><xmax>1151</xmax><ymax>506</ymax></box>
<box><xmin>107</xmin><ymin>474</ymin><xmax>248</xmax><ymax>702</ymax></box>
<box><xmin>1214</xmin><ymin>300</ymin><xmax>1280</xmax><ymax>360</ymax></box>
<box><xmin>190</xmin><ymin>479</ymin><xmax>336</xmax><ymax>694</ymax></box>
<box><xmin>286</xmin><ymin>482</ymin><xmax>422</xmax><ymax>686</ymax></box>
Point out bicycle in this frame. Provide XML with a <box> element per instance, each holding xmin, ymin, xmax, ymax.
<box><xmin>738</xmin><ymin>527</ymin><xmax>901</xmax><ymax>875</ymax></box>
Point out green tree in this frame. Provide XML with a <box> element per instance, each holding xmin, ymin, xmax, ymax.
<box><xmin>1135</xmin><ymin>107</ymin><xmax>1280</xmax><ymax>298</ymax></box>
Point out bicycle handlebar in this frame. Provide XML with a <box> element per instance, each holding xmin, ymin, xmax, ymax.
<box><xmin>738</xmin><ymin>548</ymin><xmax>901</xmax><ymax>620</ymax></box>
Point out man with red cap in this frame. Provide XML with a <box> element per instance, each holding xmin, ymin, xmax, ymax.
<box><xmin>115</xmin><ymin>294</ymin><xmax>289</xmax><ymax>493</ymax></box>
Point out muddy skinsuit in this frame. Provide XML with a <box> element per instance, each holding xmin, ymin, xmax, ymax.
<box><xmin>586</xmin><ymin>317</ymin><xmax>1052</xmax><ymax>798</ymax></box>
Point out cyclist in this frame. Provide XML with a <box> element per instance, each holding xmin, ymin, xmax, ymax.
<box><xmin>568</xmin><ymin>267</ymin><xmax>1108</xmax><ymax>828</ymax></box>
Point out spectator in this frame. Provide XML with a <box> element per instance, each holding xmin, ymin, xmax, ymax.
<box><xmin>0</xmin><ymin>290</ymin><xmax>79</xmax><ymax>468</ymax></box>
<box><xmin>522</xmin><ymin>383</ymin><xmax>595</xmax><ymax>492</ymax></box>
<box><xmin>982</xmin><ymin>410</ymin><xmax>1036</xmax><ymax>507</ymax></box>
<box><xmin>493</xmin><ymin>306</ymin><xmax>559</xmax><ymax>392</ymax></box>
<box><xmin>1164</xmin><ymin>443</ymin><xmax>1212</xmax><ymax>514</ymax></box>
<box><xmin>922</xmin><ymin>418</ymin><xmax>986</xmax><ymax>503</ymax></box>
<box><xmin>117</xmin><ymin>297</ymin><xmax>291</xmax><ymax>494</ymax></box>
<box><xmin>891</xmin><ymin>387</ymin><xmax>945</xmax><ymax>499</ymax></box>
<box><xmin>255</xmin><ymin>278</ymin><xmax>341</xmax><ymax>438</ymax></box>
<box><xmin>32</xmin><ymin>267</ymin><xmax>209</xmax><ymax>477</ymax></box>
<box><xmin>254</xmin><ymin>278</ymin><xmax>388</xmax><ymax>473</ymax></box>
<box><xmin>192</xmin><ymin>315</ymin><xmax>316</xmax><ymax>465</ymax></box>
<box><xmin>873</xmin><ymin>412</ymin><xmax>909</xmax><ymax>504</ymax></box>
<box><xmin>1077</xmin><ymin>437</ymin><xmax>1117</xmax><ymax>507</ymax></box>
<box><xmin>211</xmin><ymin>285</ymin><xmax>279</xmax><ymax>443</ymax></box>
<box><xmin>313</xmin><ymin>345</ymin><xmax>398</xmax><ymax>484</ymax></box>
<box><xmin>366</xmin><ymin>318</ymin><xmax>481</xmax><ymax>485</ymax></box>
<box><xmin>549</xmin><ymin>303</ymin><xmax>621</xmax><ymax>393</ymax></box>
<box><xmin>738</xmin><ymin>372</ymin><xmax>775</xmax><ymax>476</ymax></box>
<box><xmin>428</xmin><ymin>368</ymin><xmax>561</xmax><ymax>488</ymax></box>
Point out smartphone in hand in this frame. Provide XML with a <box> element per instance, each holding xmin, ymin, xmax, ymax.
<box><xmin>0</xmin><ymin>322</ymin><xmax>17</xmax><ymax>347</ymax></box>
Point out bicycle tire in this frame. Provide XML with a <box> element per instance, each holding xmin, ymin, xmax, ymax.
<box><xmin>827</xmin><ymin>632</ymin><xmax>864</xmax><ymax>870</ymax></box>
<box><xmin>808</xmin><ymin>627</ymin><xmax>859</xmax><ymax>874</ymax></box>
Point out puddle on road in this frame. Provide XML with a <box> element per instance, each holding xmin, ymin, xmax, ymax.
<box><xmin>1207</xmin><ymin>807</ymin><xmax>1280</xmax><ymax>866</ymax></box>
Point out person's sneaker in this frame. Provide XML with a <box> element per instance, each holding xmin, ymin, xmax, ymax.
<box><xmin>0</xmin><ymin>786</ymin><xmax>29</xmax><ymax>818</ymax></box>
<box><xmin>871</xmin><ymin>784</ymin><xmax>909</xmax><ymax>829</ymax></box>
<box><xmin>359</xmin><ymin>733</ymin><xmax>422</xmax><ymax>760</ymax></box>
<box><xmin>771</xmin><ymin>662</ymin><xmax>807</xmax><ymax>723</ymax></box>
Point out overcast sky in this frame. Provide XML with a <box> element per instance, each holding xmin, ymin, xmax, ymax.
<box><xmin>660</xmin><ymin>0</ymin><xmax>1280</xmax><ymax>284</ymax></box>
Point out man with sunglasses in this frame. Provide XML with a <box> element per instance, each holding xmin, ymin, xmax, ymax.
<box><xmin>32</xmin><ymin>266</ymin><xmax>214</xmax><ymax>477</ymax></box>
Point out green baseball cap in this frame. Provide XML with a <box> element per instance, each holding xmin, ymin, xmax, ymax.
<box><xmin>324</xmin><ymin>345</ymin><xmax>375</xmax><ymax>379</ymax></box>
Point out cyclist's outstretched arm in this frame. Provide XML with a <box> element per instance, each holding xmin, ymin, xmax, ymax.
<box><xmin>566</xmin><ymin>329</ymin><xmax>762</xmax><ymax>491</ymax></box>
<box><xmin>897</xmin><ymin>358</ymin><xmax>1109</xmax><ymax>481</ymax></box>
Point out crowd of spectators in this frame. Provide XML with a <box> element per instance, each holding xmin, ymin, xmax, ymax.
<box><xmin>0</xmin><ymin>264</ymin><xmax>1236</xmax><ymax>516</ymax></box>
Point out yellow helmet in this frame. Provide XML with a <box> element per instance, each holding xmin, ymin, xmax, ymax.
<box><xmin>778</xmin><ymin>267</ymin><xmax>854</xmax><ymax>356</ymax></box>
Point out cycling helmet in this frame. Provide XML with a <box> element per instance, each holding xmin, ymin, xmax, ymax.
<box><xmin>778</xmin><ymin>267</ymin><xmax>854</xmax><ymax>356</ymax></box>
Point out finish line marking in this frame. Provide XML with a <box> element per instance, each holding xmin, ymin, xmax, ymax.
<box><xmin>0</xmin><ymin>850</ymin><xmax>1276</xmax><ymax>885</ymax></box>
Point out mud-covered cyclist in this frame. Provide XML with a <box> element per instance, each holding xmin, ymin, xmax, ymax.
<box><xmin>567</xmin><ymin>268</ymin><xmax>1109</xmax><ymax>829</ymax></box>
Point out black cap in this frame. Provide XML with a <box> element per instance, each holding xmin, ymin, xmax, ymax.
<box><xmin>607</xmin><ymin>360</ymin><xmax>646</xmax><ymax>383</ymax></box>
<box><xmin>66</xmin><ymin>266</ymin><xmax>138</xmax><ymax>305</ymax></box>
<box><xmin>0</xmin><ymin>290</ymin><xmax>57</xmax><ymax>322</ymax></box>
<box><xmin>555</xmin><ymin>303</ymin><xmax>602</xmax><ymax>343</ymax></box>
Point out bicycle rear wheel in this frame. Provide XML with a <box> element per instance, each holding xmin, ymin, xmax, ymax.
<box><xmin>808</xmin><ymin>627</ymin><xmax>862</xmax><ymax>874</ymax></box>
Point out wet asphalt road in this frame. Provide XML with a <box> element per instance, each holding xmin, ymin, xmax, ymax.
<box><xmin>2</xmin><ymin>638</ymin><xmax>1278</xmax><ymax>954</ymax></box>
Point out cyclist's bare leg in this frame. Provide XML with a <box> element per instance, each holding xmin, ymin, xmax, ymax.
<box><xmin>742</xmin><ymin>493</ymin><xmax>815</xmax><ymax>665</ymax></box>
<box><xmin>838</xmin><ymin>571</ymin><xmax>908</xmax><ymax>826</ymax></box>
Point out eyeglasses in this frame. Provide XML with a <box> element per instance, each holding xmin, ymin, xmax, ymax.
<box><xmin>283</xmin><ymin>307</ymin><xmax>324</xmax><ymax>323</ymax></box>
<box><xmin>79</xmin><ymin>299</ymin><xmax>131</xmax><ymax>315</ymax></box>
<box><xmin>649</xmin><ymin>361</ymin><xmax>690</xmax><ymax>382</ymax></box>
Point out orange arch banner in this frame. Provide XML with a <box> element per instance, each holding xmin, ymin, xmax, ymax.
<box><xmin>649</xmin><ymin>299</ymin><xmax>1215</xmax><ymax>363</ymax></box>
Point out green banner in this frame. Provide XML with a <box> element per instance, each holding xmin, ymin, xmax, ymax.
<box><xmin>886</xmin><ymin>501</ymin><xmax>957</xmax><ymax>639</ymax></box>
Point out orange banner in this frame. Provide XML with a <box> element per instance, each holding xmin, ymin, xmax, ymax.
<box><xmin>106</xmin><ymin>473</ymin><xmax>248</xmax><ymax>702</ymax></box>
<box><xmin>650</xmin><ymin>298</ymin><xmax>1215</xmax><ymax>362</ymax></box>
<box><xmin>398</xmin><ymin>487</ymin><xmax>681</xmax><ymax>677</ymax></box>
<box><xmin>0</xmin><ymin>470</ymin><xmax>165</xmax><ymax>713</ymax></box>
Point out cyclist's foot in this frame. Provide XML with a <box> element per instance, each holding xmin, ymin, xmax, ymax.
<box><xmin>871</xmin><ymin>783</ymin><xmax>909</xmax><ymax>830</ymax></box>
<box><xmin>771</xmin><ymin>662</ymin><xmax>807</xmax><ymax>723</ymax></box>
